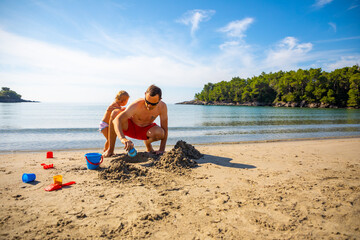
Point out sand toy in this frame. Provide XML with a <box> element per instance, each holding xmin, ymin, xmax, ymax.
<box><xmin>53</xmin><ymin>175</ymin><xmax>62</xmax><ymax>185</ymax></box>
<box><xmin>128</xmin><ymin>147</ymin><xmax>137</xmax><ymax>157</ymax></box>
<box><xmin>84</xmin><ymin>153</ymin><xmax>103</xmax><ymax>170</ymax></box>
<box><xmin>44</xmin><ymin>181</ymin><xmax>76</xmax><ymax>191</ymax></box>
<box><xmin>46</xmin><ymin>151</ymin><xmax>53</xmax><ymax>158</ymax></box>
<box><xmin>22</xmin><ymin>173</ymin><xmax>36</xmax><ymax>183</ymax></box>
<box><xmin>41</xmin><ymin>163</ymin><xmax>54</xmax><ymax>169</ymax></box>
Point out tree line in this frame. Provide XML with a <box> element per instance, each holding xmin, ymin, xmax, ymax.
<box><xmin>195</xmin><ymin>65</ymin><xmax>360</xmax><ymax>108</ymax></box>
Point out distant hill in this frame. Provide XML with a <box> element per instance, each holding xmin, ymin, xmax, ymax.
<box><xmin>0</xmin><ymin>87</ymin><xmax>38</xmax><ymax>103</ymax></box>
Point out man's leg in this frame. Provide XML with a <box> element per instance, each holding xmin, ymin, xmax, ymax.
<box><xmin>103</xmin><ymin>112</ymin><xmax>128</xmax><ymax>157</ymax></box>
<box><xmin>144</xmin><ymin>126</ymin><xmax>165</xmax><ymax>152</ymax></box>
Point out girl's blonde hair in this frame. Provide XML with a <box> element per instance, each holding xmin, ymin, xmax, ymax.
<box><xmin>115</xmin><ymin>90</ymin><xmax>129</xmax><ymax>101</ymax></box>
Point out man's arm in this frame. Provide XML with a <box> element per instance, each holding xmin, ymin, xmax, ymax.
<box><xmin>113</xmin><ymin>102</ymin><xmax>138</xmax><ymax>151</ymax></box>
<box><xmin>159</xmin><ymin>103</ymin><xmax>168</xmax><ymax>152</ymax></box>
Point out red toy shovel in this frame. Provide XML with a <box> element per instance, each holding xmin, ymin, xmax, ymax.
<box><xmin>44</xmin><ymin>181</ymin><xmax>76</xmax><ymax>191</ymax></box>
<box><xmin>41</xmin><ymin>163</ymin><xmax>54</xmax><ymax>169</ymax></box>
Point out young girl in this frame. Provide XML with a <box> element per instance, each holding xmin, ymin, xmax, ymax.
<box><xmin>100</xmin><ymin>90</ymin><xmax>129</xmax><ymax>152</ymax></box>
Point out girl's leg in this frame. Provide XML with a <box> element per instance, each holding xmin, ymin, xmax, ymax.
<box><xmin>101</xmin><ymin>127</ymin><xmax>109</xmax><ymax>152</ymax></box>
<box><xmin>103</xmin><ymin>109</ymin><xmax>123</xmax><ymax>156</ymax></box>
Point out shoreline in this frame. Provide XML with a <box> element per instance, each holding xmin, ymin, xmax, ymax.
<box><xmin>0</xmin><ymin>99</ymin><xmax>39</xmax><ymax>103</ymax></box>
<box><xmin>1</xmin><ymin>135</ymin><xmax>360</xmax><ymax>154</ymax></box>
<box><xmin>177</xmin><ymin>100</ymin><xmax>360</xmax><ymax>109</ymax></box>
<box><xmin>0</xmin><ymin>137</ymin><xmax>359</xmax><ymax>239</ymax></box>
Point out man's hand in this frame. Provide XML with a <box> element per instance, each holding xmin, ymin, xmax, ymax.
<box><xmin>121</xmin><ymin>138</ymin><xmax>133</xmax><ymax>151</ymax></box>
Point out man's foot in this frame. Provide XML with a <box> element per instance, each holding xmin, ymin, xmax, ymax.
<box><xmin>103</xmin><ymin>150</ymin><xmax>115</xmax><ymax>158</ymax></box>
<box><xmin>144</xmin><ymin>139</ymin><xmax>154</xmax><ymax>153</ymax></box>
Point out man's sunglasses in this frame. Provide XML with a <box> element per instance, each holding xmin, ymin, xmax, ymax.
<box><xmin>145</xmin><ymin>98</ymin><xmax>159</xmax><ymax>106</ymax></box>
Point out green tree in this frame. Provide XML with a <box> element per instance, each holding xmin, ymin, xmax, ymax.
<box><xmin>313</xmin><ymin>73</ymin><xmax>328</xmax><ymax>102</ymax></box>
<box><xmin>241</xmin><ymin>85</ymin><xmax>252</xmax><ymax>102</ymax></box>
<box><xmin>320</xmin><ymin>89</ymin><xmax>336</xmax><ymax>105</ymax></box>
<box><xmin>194</xmin><ymin>65</ymin><xmax>359</xmax><ymax>108</ymax></box>
<box><xmin>347</xmin><ymin>73</ymin><xmax>360</xmax><ymax>107</ymax></box>
<box><xmin>0</xmin><ymin>87</ymin><xmax>22</xmax><ymax>101</ymax></box>
<box><xmin>230</xmin><ymin>77</ymin><xmax>246</xmax><ymax>102</ymax></box>
<box><xmin>328</xmin><ymin>68</ymin><xmax>350</xmax><ymax>107</ymax></box>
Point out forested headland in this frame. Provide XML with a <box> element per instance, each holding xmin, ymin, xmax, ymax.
<box><xmin>182</xmin><ymin>65</ymin><xmax>360</xmax><ymax>108</ymax></box>
<box><xmin>0</xmin><ymin>87</ymin><xmax>37</xmax><ymax>103</ymax></box>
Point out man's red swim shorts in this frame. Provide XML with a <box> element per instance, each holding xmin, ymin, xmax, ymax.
<box><xmin>123</xmin><ymin>118</ymin><xmax>157</xmax><ymax>140</ymax></box>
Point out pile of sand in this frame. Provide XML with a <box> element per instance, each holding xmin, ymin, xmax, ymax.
<box><xmin>99</xmin><ymin>140</ymin><xmax>203</xmax><ymax>181</ymax></box>
<box><xmin>98</xmin><ymin>159</ymin><xmax>148</xmax><ymax>181</ymax></box>
<box><xmin>110</xmin><ymin>152</ymin><xmax>156</xmax><ymax>164</ymax></box>
<box><xmin>151</xmin><ymin>147</ymin><xmax>197</xmax><ymax>172</ymax></box>
<box><xmin>150</xmin><ymin>140</ymin><xmax>203</xmax><ymax>172</ymax></box>
<box><xmin>173</xmin><ymin>140</ymin><xmax>203</xmax><ymax>159</ymax></box>
<box><xmin>151</xmin><ymin>140</ymin><xmax>203</xmax><ymax>172</ymax></box>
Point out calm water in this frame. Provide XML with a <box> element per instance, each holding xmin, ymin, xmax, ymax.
<box><xmin>1</xmin><ymin>102</ymin><xmax>360</xmax><ymax>152</ymax></box>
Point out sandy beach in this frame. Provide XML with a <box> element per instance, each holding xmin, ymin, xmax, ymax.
<box><xmin>0</xmin><ymin>137</ymin><xmax>359</xmax><ymax>239</ymax></box>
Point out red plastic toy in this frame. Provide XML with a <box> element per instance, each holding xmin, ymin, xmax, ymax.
<box><xmin>44</xmin><ymin>181</ymin><xmax>76</xmax><ymax>191</ymax></box>
<box><xmin>41</xmin><ymin>163</ymin><xmax>54</xmax><ymax>169</ymax></box>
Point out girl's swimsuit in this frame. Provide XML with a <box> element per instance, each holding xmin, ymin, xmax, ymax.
<box><xmin>99</xmin><ymin>121</ymin><xmax>109</xmax><ymax>131</ymax></box>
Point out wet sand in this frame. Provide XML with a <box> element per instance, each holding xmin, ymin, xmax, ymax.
<box><xmin>0</xmin><ymin>138</ymin><xmax>359</xmax><ymax>239</ymax></box>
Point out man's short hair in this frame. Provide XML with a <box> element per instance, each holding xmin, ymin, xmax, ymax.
<box><xmin>146</xmin><ymin>85</ymin><xmax>162</xmax><ymax>99</ymax></box>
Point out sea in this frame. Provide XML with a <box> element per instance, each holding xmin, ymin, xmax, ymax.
<box><xmin>1</xmin><ymin>102</ymin><xmax>360</xmax><ymax>152</ymax></box>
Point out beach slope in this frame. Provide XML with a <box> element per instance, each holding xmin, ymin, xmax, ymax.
<box><xmin>0</xmin><ymin>138</ymin><xmax>359</xmax><ymax>239</ymax></box>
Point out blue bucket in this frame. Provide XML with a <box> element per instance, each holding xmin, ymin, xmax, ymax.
<box><xmin>85</xmin><ymin>153</ymin><xmax>103</xmax><ymax>170</ymax></box>
<box><xmin>22</xmin><ymin>173</ymin><xmax>36</xmax><ymax>183</ymax></box>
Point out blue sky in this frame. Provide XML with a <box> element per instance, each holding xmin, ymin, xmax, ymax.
<box><xmin>0</xmin><ymin>0</ymin><xmax>359</xmax><ymax>103</ymax></box>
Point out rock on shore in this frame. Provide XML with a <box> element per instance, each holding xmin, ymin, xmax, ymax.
<box><xmin>176</xmin><ymin>100</ymin><xmax>271</xmax><ymax>106</ymax></box>
<box><xmin>0</xmin><ymin>99</ymin><xmax>39</xmax><ymax>103</ymax></box>
<box><xmin>176</xmin><ymin>100</ymin><xmax>341</xmax><ymax>108</ymax></box>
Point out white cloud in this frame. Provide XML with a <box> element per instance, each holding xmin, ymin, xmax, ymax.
<box><xmin>313</xmin><ymin>36</ymin><xmax>360</xmax><ymax>43</ymax></box>
<box><xmin>329</xmin><ymin>22</ymin><xmax>337</xmax><ymax>32</ymax></box>
<box><xmin>219</xmin><ymin>41</ymin><xmax>241</xmax><ymax>50</ymax></box>
<box><xmin>0</xmin><ymin>29</ymin><xmax>226</xmax><ymax>102</ymax></box>
<box><xmin>214</xmin><ymin>18</ymin><xmax>257</xmax><ymax>77</ymax></box>
<box><xmin>348</xmin><ymin>4</ymin><xmax>359</xmax><ymax>10</ymax></box>
<box><xmin>216</xmin><ymin>41</ymin><xmax>255</xmax><ymax>76</ymax></box>
<box><xmin>215</xmin><ymin>31</ymin><xmax>356</xmax><ymax>79</ymax></box>
<box><xmin>177</xmin><ymin>9</ymin><xmax>215</xmax><ymax>37</ymax></box>
<box><xmin>324</xmin><ymin>55</ymin><xmax>360</xmax><ymax>70</ymax></box>
<box><xmin>0</xmin><ymin>26</ymin><xmax>357</xmax><ymax>103</ymax></box>
<box><xmin>218</xmin><ymin>18</ymin><xmax>254</xmax><ymax>39</ymax></box>
<box><xmin>312</xmin><ymin>0</ymin><xmax>334</xmax><ymax>9</ymax></box>
<box><xmin>264</xmin><ymin>37</ymin><xmax>313</xmax><ymax>71</ymax></box>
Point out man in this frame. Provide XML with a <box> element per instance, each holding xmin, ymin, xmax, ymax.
<box><xmin>103</xmin><ymin>85</ymin><xmax>168</xmax><ymax>157</ymax></box>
